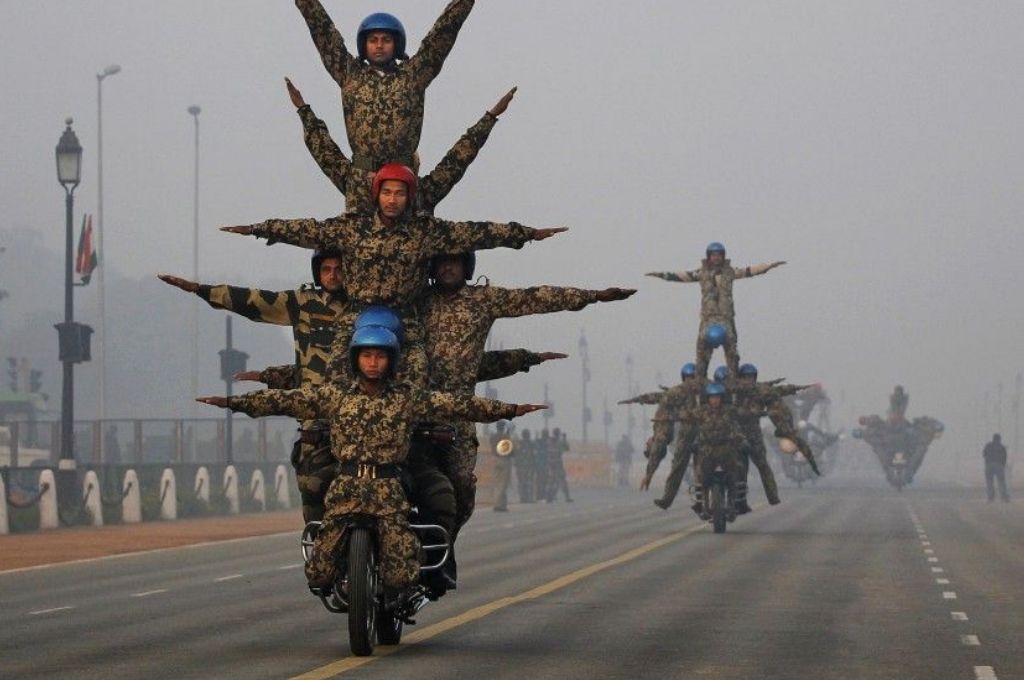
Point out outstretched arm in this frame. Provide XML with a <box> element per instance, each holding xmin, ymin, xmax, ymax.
<box><xmin>157</xmin><ymin>274</ymin><xmax>297</xmax><ymax>325</ymax></box>
<box><xmin>198</xmin><ymin>386</ymin><xmax>321</xmax><ymax>420</ymax></box>
<box><xmin>408</xmin><ymin>0</ymin><xmax>476</xmax><ymax>87</ymax></box>
<box><xmin>288</xmin><ymin>78</ymin><xmax>353</xmax><ymax>196</ymax></box>
<box><xmin>490</xmin><ymin>285</ymin><xmax>636</xmax><ymax>319</ymax></box>
<box><xmin>476</xmin><ymin>349</ymin><xmax>566</xmax><ymax>382</ymax></box>
<box><xmin>220</xmin><ymin>217</ymin><xmax>333</xmax><ymax>250</ymax></box>
<box><xmin>420</xmin><ymin>390</ymin><xmax>545</xmax><ymax>423</ymax></box>
<box><xmin>420</xmin><ymin>87</ymin><xmax>516</xmax><ymax>210</ymax></box>
<box><xmin>294</xmin><ymin>0</ymin><xmax>357</xmax><ymax>86</ymax></box>
<box><xmin>428</xmin><ymin>217</ymin><xmax>565</xmax><ymax>255</ymax></box>
<box><xmin>236</xmin><ymin>364</ymin><xmax>299</xmax><ymax>390</ymax></box>
<box><xmin>619</xmin><ymin>390</ymin><xmax>665</xmax><ymax>406</ymax></box>
<box><xmin>645</xmin><ymin>269</ymin><xmax>700</xmax><ymax>283</ymax></box>
<box><xmin>733</xmin><ymin>261</ymin><xmax>786</xmax><ymax>279</ymax></box>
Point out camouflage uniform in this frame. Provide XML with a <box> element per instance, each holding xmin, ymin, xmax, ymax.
<box><xmin>194</xmin><ymin>282</ymin><xmax>343</xmax><ymax>522</ymax></box>
<box><xmin>295</xmin><ymin>0</ymin><xmax>475</xmax><ymax>170</ymax></box>
<box><xmin>225</xmin><ymin>380</ymin><xmax>516</xmax><ymax>588</ymax></box>
<box><xmin>731</xmin><ymin>382</ymin><xmax>783</xmax><ymax>505</ymax></box>
<box><xmin>633</xmin><ymin>382</ymin><xmax>702</xmax><ymax>507</ymax></box>
<box><xmin>490</xmin><ymin>426</ymin><xmax>513</xmax><ymax>511</ymax></box>
<box><xmin>763</xmin><ymin>383</ymin><xmax>820</xmax><ymax>474</ymax></box>
<box><xmin>420</xmin><ymin>283</ymin><xmax>603</xmax><ymax>528</ymax></box>
<box><xmin>244</xmin><ymin>213</ymin><xmax>535</xmax><ymax>386</ymax></box>
<box><xmin>546</xmin><ymin>432</ymin><xmax>572</xmax><ymax>502</ymax></box>
<box><xmin>298</xmin><ymin>102</ymin><xmax>499</xmax><ymax>215</ymax></box>
<box><xmin>693</xmin><ymin>403</ymin><xmax>749</xmax><ymax>505</ymax></box>
<box><xmin>533</xmin><ymin>431</ymin><xmax>550</xmax><ymax>501</ymax></box>
<box><xmin>648</xmin><ymin>259</ymin><xmax>779</xmax><ymax>378</ymax></box>
<box><xmin>514</xmin><ymin>432</ymin><xmax>536</xmax><ymax>503</ymax></box>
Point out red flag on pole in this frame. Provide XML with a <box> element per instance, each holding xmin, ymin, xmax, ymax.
<box><xmin>75</xmin><ymin>213</ymin><xmax>98</xmax><ymax>284</ymax></box>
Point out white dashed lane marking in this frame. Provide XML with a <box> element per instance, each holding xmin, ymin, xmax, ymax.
<box><xmin>928</xmin><ymin>557</ymin><xmax>939</xmax><ymax>563</ymax></box>
<box><xmin>936</xmin><ymin>578</ymin><xmax>950</xmax><ymax>585</ymax></box>
<box><xmin>974</xmin><ymin>666</ymin><xmax>998</xmax><ymax>680</ymax></box>
<box><xmin>931</xmin><ymin>567</ymin><xmax>944</xmax><ymax>573</ymax></box>
<box><xmin>943</xmin><ymin>591</ymin><xmax>958</xmax><ymax>600</ymax></box>
<box><xmin>952</xmin><ymin>612</ymin><xmax>969</xmax><ymax>621</ymax></box>
<box><xmin>214</xmin><ymin>574</ymin><xmax>244</xmax><ymax>583</ymax></box>
<box><xmin>961</xmin><ymin>635</ymin><xmax>981</xmax><ymax>646</ymax></box>
<box><xmin>28</xmin><ymin>606</ymin><xmax>74</xmax><ymax>616</ymax></box>
<box><xmin>278</xmin><ymin>564</ymin><xmax>303</xmax><ymax>571</ymax></box>
<box><xmin>130</xmin><ymin>589</ymin><xmax>168</xmax><ymax>598</ymax></box>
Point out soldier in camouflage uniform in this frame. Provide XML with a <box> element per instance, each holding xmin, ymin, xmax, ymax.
<box><xmin>546</xmin><ymin>427</ymin><xmax>573</xmax><ymax>502</ymax></box>
<box><xmin>646</xmin><ymin>242</ymin><xmax>785</xmax><ymax>378</ymax></box>
<box><xmin>295</xmin><ymin>0</ymin><xmax>475</xmax><ymax>171</ymax></box>
<box><xmin>158</xmin><ymin>248</ymin><xmax>345</xmax><ymax>522</ymax></box>
<box><xmin>198</xmin><ymin>325</ymin><xmax>545</xmax><ymax>590</ymax></box>
<box><xmin>514</xmin><ymin>428</ymin><xmax>536</xmax><ymax>504</ymax></box>
<box><xmin>420</xmin><ymin>251</ymin><xmax>633</xmax><ymax>528</ymax></box>
<box><xmin>631</xmin><ymin>362</ymin><xmax>703</xmax><ymax>511</ymax></box>
<box><xmin>730</xmin><ymin>364</ymin><xmax>786</xmax><ymax>510</ymax></box>
<box><xmin>221</xmin><ymin>165</ymin><xmax>565</xmax><ymax>387</ymax></box>
<box><xmin>490</xmin><ymin>421</ymin><xmax>513</xmax><ymax>512</ymax></box>
<box><xmin>693</xmin><ymin>383</ymin><xmax>750</xmax><ymax>517</ymax></box>
<box><xmin>287</xmin><ymin>77</ymin><xmax>515</xmax><ymax>215</ymax></box>
<box><xmin>761</xmin><ymin>379</ymin><xmax>821</xmax><ymax>477</ymax></box>
<box><xmin>534</xmin><ymin>429</ymin><xmax>551</xmax><ymax>502</ymax></box>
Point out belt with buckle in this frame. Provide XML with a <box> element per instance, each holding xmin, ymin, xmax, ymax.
<box><xmin>336</xmin><ymin>461</ymin><xmax>403</xmax><ymax>480</ymax></box>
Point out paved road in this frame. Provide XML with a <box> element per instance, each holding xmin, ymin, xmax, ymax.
<box><xmin>1</xmin><ymin>480</ymin><xmax>1019</xmax><ymax>679</ymax></box>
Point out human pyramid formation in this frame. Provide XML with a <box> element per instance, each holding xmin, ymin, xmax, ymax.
<box><xmin>621</xmin><ymin>242</ymin><xmax>819</xmax><ymax>517</ymax></box>
<box><xmin>159</xmin><ymin>0</ymin><xmax>634</xmax><ymax>597</ymax></box>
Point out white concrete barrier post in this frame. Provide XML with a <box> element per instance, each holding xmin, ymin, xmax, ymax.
<box><xmin>274</xmin><ymin>464</ymin><xmax>290</xmax><ymax>509</ymax></box>
<box><xmin>122</xmin><ymin>469</ymin><xmax>141</xmax><ymax>524</ymax></box>
<box><xmin>194</xmin><ymin>466</ymin><xmax>210</xmax><ymax>504</ymax></box>
<box><xmin>249</xmin><ymin>470</ymin><xmax>266</xmax><ymax>511</ymax></box>
<box><xmin>82</xmin><ymin>470</ymin><xmax>103</xmax><ymax>527</ymax></box>
<box><xmin>38</xmin><ymin>469</ymin><xmax>58</xmax><ymax>530</ymax></box>
<box><xmin>223</xmin><ymin>465</ymin><xmax>239</xmax><ymax>514</ymax></box>
<box><xmin>0</xmin><ymin>475</ymin><xmax>8</xmax><ymax>535</ymax></box>
<box><xmin>159</xmin><ymin>468</ymin><xmax>178</xmax><ymax>520</ymax></box>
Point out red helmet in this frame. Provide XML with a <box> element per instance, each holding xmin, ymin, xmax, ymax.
<box><xmin>372</xmin><ymin>163</ymin><xmax>417</xmax><ymax>207</ymax></box>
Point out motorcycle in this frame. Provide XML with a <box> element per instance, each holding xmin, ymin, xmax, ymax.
<box><xmin>301</xmin><ymin>512</ymin><xmax>450</xmax><ymax>656</ymax></box>
<box><xmin>702</xmin><ymin>463</ymin><xmax>737</xmax><ymax>534</ymax></box>
<box><xmin>888</xmin><ymin>451</ymin><xmax>908</xmax><ymax>491</ymax></box>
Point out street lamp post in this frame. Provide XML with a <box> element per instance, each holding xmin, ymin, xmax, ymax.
<box><xmin>95</xmin><ymin>64</ymin><xmax>120</xmax><ymax>453</ymax></box>
<box><xmin>55</xmin><ymin>119</ymin><xmax>85</xmax><ymax>504</ymax></box>
<box><xmin>188</xmin><ymin>105</ymin><xmax>201</xmax><ymax>455</ymax></box>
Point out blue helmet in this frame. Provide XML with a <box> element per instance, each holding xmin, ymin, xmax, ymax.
<box><xmin>705</xmin><ymin>242</ymin><xmax>726</xmax><ymax>256</ymax></box>
<box><xmin>738</xmin><ymin>363</ymin><xmax>758</xmax><ymax>378</ymax></box>
<box><xmin>430</xmin><ymin>252</ymin><xmax>476</xmax><ymax>281</ymax></box>
<box><xmin>358</xmin><ymin>13</ymin><xmax>408</xmax><ymax>61</ymax></box>
<box><xmin>713</xmin><ymin>366</ymin><xmax>730</xmax><ymax>383</ymax></box>
<box><xmin>704</xmin><ymin>323</ymin><xmax>728</xmax><ymax>348</ymax></box>
<box><xmin>354</xmin><ymin>306</ymin><xmax>403</xmax><ymax>340</ymax></box>
<box><xmin>680</xmin><ymin>362</ymin><xmax>697</xmax><ymax>380</ymax></box>
<box><xmin>349</xmin><ymin>325</ymin><xmax>400</xmax><ymax>375</ymax></box>
<box><xmin>705</xmin><ymin>383</ymin><xmax>727</xmax><ymax>398</ymax></box>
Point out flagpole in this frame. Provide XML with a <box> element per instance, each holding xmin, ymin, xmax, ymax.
<box><xmin>96</xmin><ymin>64</ymin><xmax>120</xmax><ymax>455</ymax></box>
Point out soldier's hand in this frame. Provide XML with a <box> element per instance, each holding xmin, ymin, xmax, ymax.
<box><xmin>514</xmin><ymin>403</ymin><xmax>548</xmax><ymax>417</ymax></box>
<box><xmin>644</xmin><ymin>272</ymin><xmax>662</xmax><ymax>278</ymax></box>
<box><xmin>771</xmin><ymin>260</ymin><xmax>787</xmax><ymax>269</ymax></box>
<box><xmin>538</xmin><ymin>352</ymin><xmax>568</xmax><ymax>362</ymax></box>
<box><xmin>196</xmin><ymin>396</ymin><xmax>229</xmax><ymax>408</ymax></box>
<box><xmin>640</xmin><ymin>474</ymin><xmax>652</xmax><ymax>491</ymax></box>
<box><xmin>489</xmin><ymin>86</ymin><xmax>517</xmax><ymax>117</ymax></box>
<box><xmin>233</xmin><ymin>371</ymin><xmax>262</xmax><ymax>383</ymax></box>
<box><xmin>220</xmin><ymin>225</ymin><xmax>253</xmax><ymax>236</ymax></box>
<box><xmin>596</xmin><ymin>287</ymin><xmax>637</xmax><ymax>302</ymax></box>
<box><xmin>531</xmin><ymin>227</ymin><xmax>568</xmax><ymax>242</ymax></box>
<box><xmin>285</xmin><ymin>77</ymin><xmax>306</xmax><ymax>109</ymax></box>
<box><xmin>157</xmin><ymin>274</ymin><xmax>199</xmax><ymax>293</ymax></box>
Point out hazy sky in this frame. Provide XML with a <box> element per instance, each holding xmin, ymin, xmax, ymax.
<box><xmin>2</xmin><ymin>1</ymin><xmax>1023</xmax><ymax>459</ymax></box>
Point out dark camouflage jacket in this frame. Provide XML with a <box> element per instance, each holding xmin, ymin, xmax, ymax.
<box><xmin>641</xmin><ymin>382</ymin><xmax>701</xmax><ymax>471</ymax></box>
<box><xmin>648</xmin><ymin>258</ymin><xmax>777</xmax><ymax>319</ymax></box>
<box><xmin>196</xmin><ymin>283</ymin><xmax>343</xmax><ymax>387</ymax></box>
<box><xmin>420</xmin><ymin>283</ymin><xmax>601</xmax><ymax>394</ymax></box>
<box><xmin>298</xmin><ymin>103</ymin><xmax>498</xmax><ymax>215</ymax></box>
<box><xmin>227</xmin><ymin>379</ymin><xmax>516</xmax><ymax>466</ymax></box>
<box><xmin>246</xmin><ymin>213</ymin><xmax>534</xmax><ymax>308</ymax></box>
<box><xmin>695</xmin><ymin>405</ymin><xmax>749</xmax><ymax>452</ymax></box>
<box><xmin>295</xmin><ymin>0</ymin><xmax>474</xmax><ymax>169</ymax></box>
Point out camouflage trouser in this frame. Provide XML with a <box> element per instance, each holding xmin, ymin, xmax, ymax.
<box><xmin>327</xmin><ymin>307</ymin><xmax>429</xmax><ymax>388</ymax></box>
<box><xmin>659</xmin><ymin>427</ymin><xmax>698</xmax><ymax>507</ymax></box>
<box><xmin>514</xmin><ymin>453</ymin><xmax>535</xmax><ymax>503</ymax></box>
<box><xmin>406</xmin><ymin>437</ymin><xmax>457</xmax><ymax>538</ymax></box>
<box><xmin>493</xmin><ymin>458</ymin><xmax>512</xmax><ymax>510</ymax></box>
<box><xmin>305</xmin><ymin>476</ymin><xmax>419</xmax><ymax>589</ymax></box>
<box><xmin>441</xmin><ymin>422</ymin><xmax>479</xmax><ymax>533</ymax></box>
<box><xmin>291</xmin><ymin>439</ymin><xmax>337</xmax><ymax>523</ymax></box>
<box><xmin>534</xmin><ymin>453</ymin><xmax>550</xmax><ymax>500</ymax></box>
<box><xmin>740</xmin><ymin>425</ymin><xmax>780</xmax><ymax>504</ymax></box>
<box><xmin>695</xmin><ymin>318</ymin><xmax>740</xmax><ymax>380</ymax></box>
<box><xmin>698</xmin><ymin>445</ymin><xmax>741</xmax><ymax>503</ymax></box>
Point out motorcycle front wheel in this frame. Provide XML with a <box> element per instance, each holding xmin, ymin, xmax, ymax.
<box><xmin>347</xmin><ymin>528</ymin><xmax>377</xmax><ymax>656</ymax></box>
<box><xmin>710</xmin><ymin>483</ymin><xmax>727</xmax><ymax>534</ymax></box>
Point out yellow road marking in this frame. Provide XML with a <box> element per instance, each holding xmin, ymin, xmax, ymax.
<box><xmin>289</xmin><ymin>517</ymin><xmax>719</xmax><ymax>679</ymax></box>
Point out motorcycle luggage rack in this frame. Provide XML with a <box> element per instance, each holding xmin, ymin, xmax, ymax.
<box><xmin>410</xmin><ymin>523</ymin><xmax>450</xmax><ymax>572</ymax></box>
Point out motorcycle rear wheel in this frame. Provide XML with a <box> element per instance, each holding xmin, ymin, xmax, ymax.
<box><xmin>711</xmin><ymin>483</ymin><xmax>727</xmax><ymax>534</ymax></box>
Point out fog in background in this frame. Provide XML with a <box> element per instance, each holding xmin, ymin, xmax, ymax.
<box><xmin>2</xmin><ymin>1</ymin><xmax>1022</xmax><ymax>479</ymax></box>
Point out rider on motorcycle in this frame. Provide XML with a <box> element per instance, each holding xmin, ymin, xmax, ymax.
<box><xmin>197</xmin><ymin>325</ymin><xmax>545</xmax><ymax>591</ymax></box>
<box><xmin>693</xmin><ymin>383</ymin><xmax>749</xmax><ymax>518</ymax></box>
